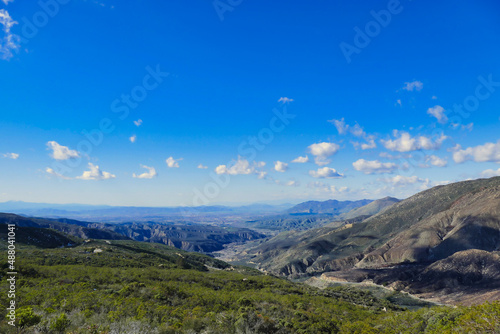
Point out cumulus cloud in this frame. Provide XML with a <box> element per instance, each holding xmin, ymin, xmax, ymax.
<box><xmin>129</xmin><ymin>135</ymin><xmax>137</xmax><ymax>143</ymax></box>
<box><xmin>308</xmin><ymin>181</ymin><xmax>349</xmax><ymax>194</ymax></box>
<box><xmin>402</xmin><ymin>80</ymin><xmax>423</xmax><ymax>91</ymax></box>
<box><xmin>352</xmin><ymin>159</ymin><xmax>398</xmax><ymax>174</ymax></box>
<box><xmin>308</xmin><ymin>142</ymin><xmax>340</xmax><ymax>166</ymax></box>
<box><xmin>452</xmin><ymin>140</ymin><xmax>500</xmax><ymax>163</ymax></box>
<box><xmin>426</xmin><ymin>155</ymin><xmax>447</xmax><ymax>167</ymax></box>
<box><xmin>328</xmin><ymin>118</ymin><xmax>366</xmax><ymax>137</ymax></box>
<box><xmin>451</xmin><ymin>122</ymin><xmax>474</xmax><ymax>131</ymax></box>
<box><xmin>76</xmin><ymin>163</ymin><xmax>115</xmax><ymax>180</ymax></box>
<box><xmin>46</xmin><ymin>141</ymin><xmax>80</xmax><ymax>160</ymax></box>
<box><xmin>2</xmin><ymin>152</ymin><xmax>19</xmax><ymax>159</ymax></box>
<box><xmin>309</xmin><ymin>167</ymin><xmax>344</xmax><ymax>179</ymax></box>
<box><xmin>329</xmin><ymin>118</ymin><xmax>348</xmax><ymax>135</ymax></box>
<box><xmin>197</xmin><ymin>164</ymin><xmax>208</xmax><ymax>169</ymax></box>
<box><xmin>278</xmin><ymin>97</ymin><xmax>294</xmax><ymax>104</ymax></box>
<box><xmin>380</xmin><ymin>175</ymin><xmax>422</xmax><ymax>187</ymax></box>
<box><xmin>291</xmin><ymin>155</ymin><xmax>309</xmax><ymax>163</ymax></box>
<box><xmin>215</xmin><ymin>157</ymin><xmax>266</xmax><ymax>177</ymax></box>
<box><xmin>274</xmin><ymin>161</ymin><xmax>288</xmax><ymax>172</ymax></box>
<box><xmin>0</xmin><ymin>9</ymin><xmax>20</xmax><ymax>60</ymax></box>
<box><xmin>481</xmin><ymin>168</ymin><xmax>500</xmax><ymax>178</ymax></box>
<box><xmin>381</xmin><ymin>131</ymin><xmax>447</xmax><ymax>152</ymax></box>
<box><xmin>274</xmin><ymin>179</ymin><xmax>300</xmax><ymax>187</ymax></box>
<box><xmin>286</xmin><ymin>180</ymin><xmax>299</xmax><ymax>187</ymax></box>
<box><xmin>2</xmin><ymin>0</ymin><xmax>14</xmax><ymax>4</ymax></box>
<box><xmin>166</xmin><ymin>156</ymin><xmax>182</xmax><ymax>168</ymax></box>
<box><xmin>133</xmin><ymin>165</ymin><xmax>157</xmax><ymax>179</ymax></box>
<box><xmin>257</xmin><ymin>171</ymin><xmax>267</xmax><ymax>179</ymax></box>
<box><xmin>329</xmin><ymin>118</ymin><xmax>376</xmax><ymax>150</ymax></box>
<box><xmin>133</xmin><ymin>119</ymin><xmax>143</xmax><ymax>127</ymax></box>
<box><xmin>360</xmin><ymin>136</ymin><xmax>377</xmax><ymax>150</ymax></box>
<box><xmin>45</xmin><ymin>167</ymin><xmax>71</xmax><ymax>180</ymax></box>
<box><xmin>427</xmin><ymin>105</ymin><xmax>448</xmax><ymax>124</ymax></box>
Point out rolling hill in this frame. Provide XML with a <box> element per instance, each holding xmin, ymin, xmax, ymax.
<box><xmin>240</xmin><ymin>177</ymin><xmax>500</xmax><ymax>305</ymax></box>
<box><xmin>1</xmin><ymin>219</ymin><xmax>498</xmax><ymax>333</ymax></box>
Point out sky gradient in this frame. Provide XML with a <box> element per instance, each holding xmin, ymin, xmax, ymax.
<box><xmin>1</xmin><ymin>0</ymin><xmax>500</xmax><ymax>206</ymax></box>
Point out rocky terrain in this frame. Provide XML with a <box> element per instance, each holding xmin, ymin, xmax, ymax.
<box><xmin>0</xmin><ymin>213</ymin><xmax>266</xmax><ymax>253</ymax></box>
<box><xmin>236</xmin><ymin>177</ymin><xmax>500</xmax><ymax>305</ymax></box>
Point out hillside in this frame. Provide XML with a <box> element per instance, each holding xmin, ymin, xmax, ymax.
<box><xmin>1</xmin><ymin>225</ymin><xmax>499</xmax><ymax>333</ymax></box>
<box><xmin>0</xmin><ymin>213</ymin><xmax>129</xmax><ymax>241</ymax></box>
<box><xmin>340</xmin><ymin>197</ymin><xmax>399</xmax><ymax>220</ymax></box>
<box><xmin>239</xmin><ymin>177</ymin><xmax>500</xmax><ymax>305</ymax></box>
<box><xmin>244</xmin><ymin>198</ymin><xmax>397</xmax><ymax>232</ymax></box>
<box><xmin>0</xmin><ymin>213</ymin><xmax>266</xmax><ymax>253</ymax></box>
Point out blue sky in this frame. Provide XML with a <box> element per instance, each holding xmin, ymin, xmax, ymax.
<box><xmin>0</xmin><ymin>0</ymin><xmax>499</xmax><ymax>206</ymax></box>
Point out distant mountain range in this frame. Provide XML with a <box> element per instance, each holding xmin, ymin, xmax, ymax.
<box><xmin>287</xmin><ymin>199</ymin><xmax>373</xmax><ymax>215</ymax></box>
<box><xmin>0</xmin><ymin>201</ymin><xmax>295</xmax><ymax>222</ymax></box>
<box><xmin>0</xmin><ymin>213</ymin><xmax>266</xmax><ymax>252</ymax></box>
<box><xmin>241</xmin><ymin>177</ymin><xmax>500</xmax><ymax>305</ymax></box>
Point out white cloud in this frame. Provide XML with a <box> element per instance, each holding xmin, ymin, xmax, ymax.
<box><xmin>350</xmin><ymin>124</ymin><xmax>366</xmax><ymax>137</ymax></box>
<box><xmin>133</xmin><ymin>119</ymin><xmax>143</xmax><ymax>127</ymax></box>
<box><xmin>329</xmin><ymin>119</ymin><xmax>375</xmax><ymax>149</ymax></box>
<box><xmin>2</xmin><ymin>0</ymin><xmax>14</xmax><ymax>4</ymax></box>
<box><xmin>46</xmin><ymin>141</ymin><xmax>80</xmax><ymax>160</ymax></box>
<box><xmin>426</xmin><ymin>155</ymin><xmax>447</xmax><ymax>167</ymax></box>
<box><xmin>2</xmin><ymin>152</ymin><xmax>19</xmax><ymax>159</ymax></box>
<box><xmin>76</xmin><ymin>163</ymin><xmax>115</xmax><ymax>180</ymax></box>
<box><xmin>480</xmin><ymin>168</ymin><xmax>500</xmax><ymax>178</ymax></box>
<box><xmin>361</xmin><ymin>136</ymin><xmax>377</xmax><ymax>150</ymax></box>
<box><xmin>381</xmin><ymin>131</ymin><xmax>447</xmax><ymax>152</ymax></box>
<box><xmin>402</xmin><ymin>80</ymin><xmax>423</xmax><ymax>91</ymax></box>
<box><xmin>45</xmin><ymin>167</ymin><xmax>71</xmax><ymax>180</ymax></box>
<box><xmin>0</xmin><ymin>9</ymin><xmax>20</xmax><ymax>60</ymax></box>
<box><xmin>328</xmin><ymin>118</ymin><xmax>366</xmax><ymax>138</ymax></box>
<box><xmin>432</xmin><ymin>96</ymin><xmax>438</xmax><ymax>100</ymax></box>
<box><xmin>274</xmin><ymin>161</ymin><xmax>288</xmax><ymax>172</ymax></box>
<box><xmin>129</xmin><ymin>134</ymin><xmax>137</xmax><ymax>143</ymax></box>
<box><xmin>274</xmin><ymin>179</ymin><xmax>300</xmax><ymax>187</ymax></box>
<box><xmin>291</xmin><ymin>155</ymin><xmax>309</xmax><ymax>163</ymax></box>
<box><xmin>451</xmin><ymin>122</ymin><xmax>473</xmax><ymax>131</ymax></box>
<box><xmin>395</xmin><ymin>99</ymin><xmax>402</xmax><ymax>107</ymax></box>
<box><xmin>308</xmin><ymin>142</ymin><xmax>340</xmax><ymax>166</ymax></box>
<box><xmin>452</xmin><ymin>140</ymin><xmax>500</xmax><ymax>163</ymax></box>
<box><xmin>133</xmin><ymin>165</ymin><xmax>157</xmax><ymax>179</ymax></box>
<box><xmin>427</xmin><ymin>105</ymin><xmax>448</xmax><ymax>124</ymax></box>
<box><xmin>329</xmin><ymin>118</ymin><xmax>348</xmax><ymax>135</ymax></box>
<box><xmin>278</xmin><ymin>97</ymin><xmax>294</xmax><ymax>104</ymax></box>
<box><xmin>309</xmin><ymin>167</ymin><xmax>344</xmax><ymax>179</ymax></box>
<box><xmin>352</xmin><ymin>159</ymin><xmax>398</xmax><ymax>174</ymax></box>
<box><xmin>308</xmin><ymin>181</ymin><xmax>349</xmax><ymax>194</ymax></box>
<box><xmin>166</xmin><ymin>156</ymin><xmax>182</xmax><ymax>168</ymax></box>
<box><xmin>215</xmin><ymin>157</ymin><xmax>266</xmax><ymax>176</ymax></box>
<box><xmin>381</xmin><ymin>175</ymin><xmax>422</xmax><ymax>187</ymax></box>
<box><xmin>197</xmin><ymin>164</ymin><xmax>208</xmax><ymax>169</ymax></box>
<box><xmin>286</xmin><ymin>180</ymin><xmax>299</xmax><ymax>187</ymax></box>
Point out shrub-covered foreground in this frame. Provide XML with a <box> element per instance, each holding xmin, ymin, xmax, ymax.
<box><xmin>0</xmin><ymin>240</ymin><xmax>499</xmax><ymax>333</ymax></box>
